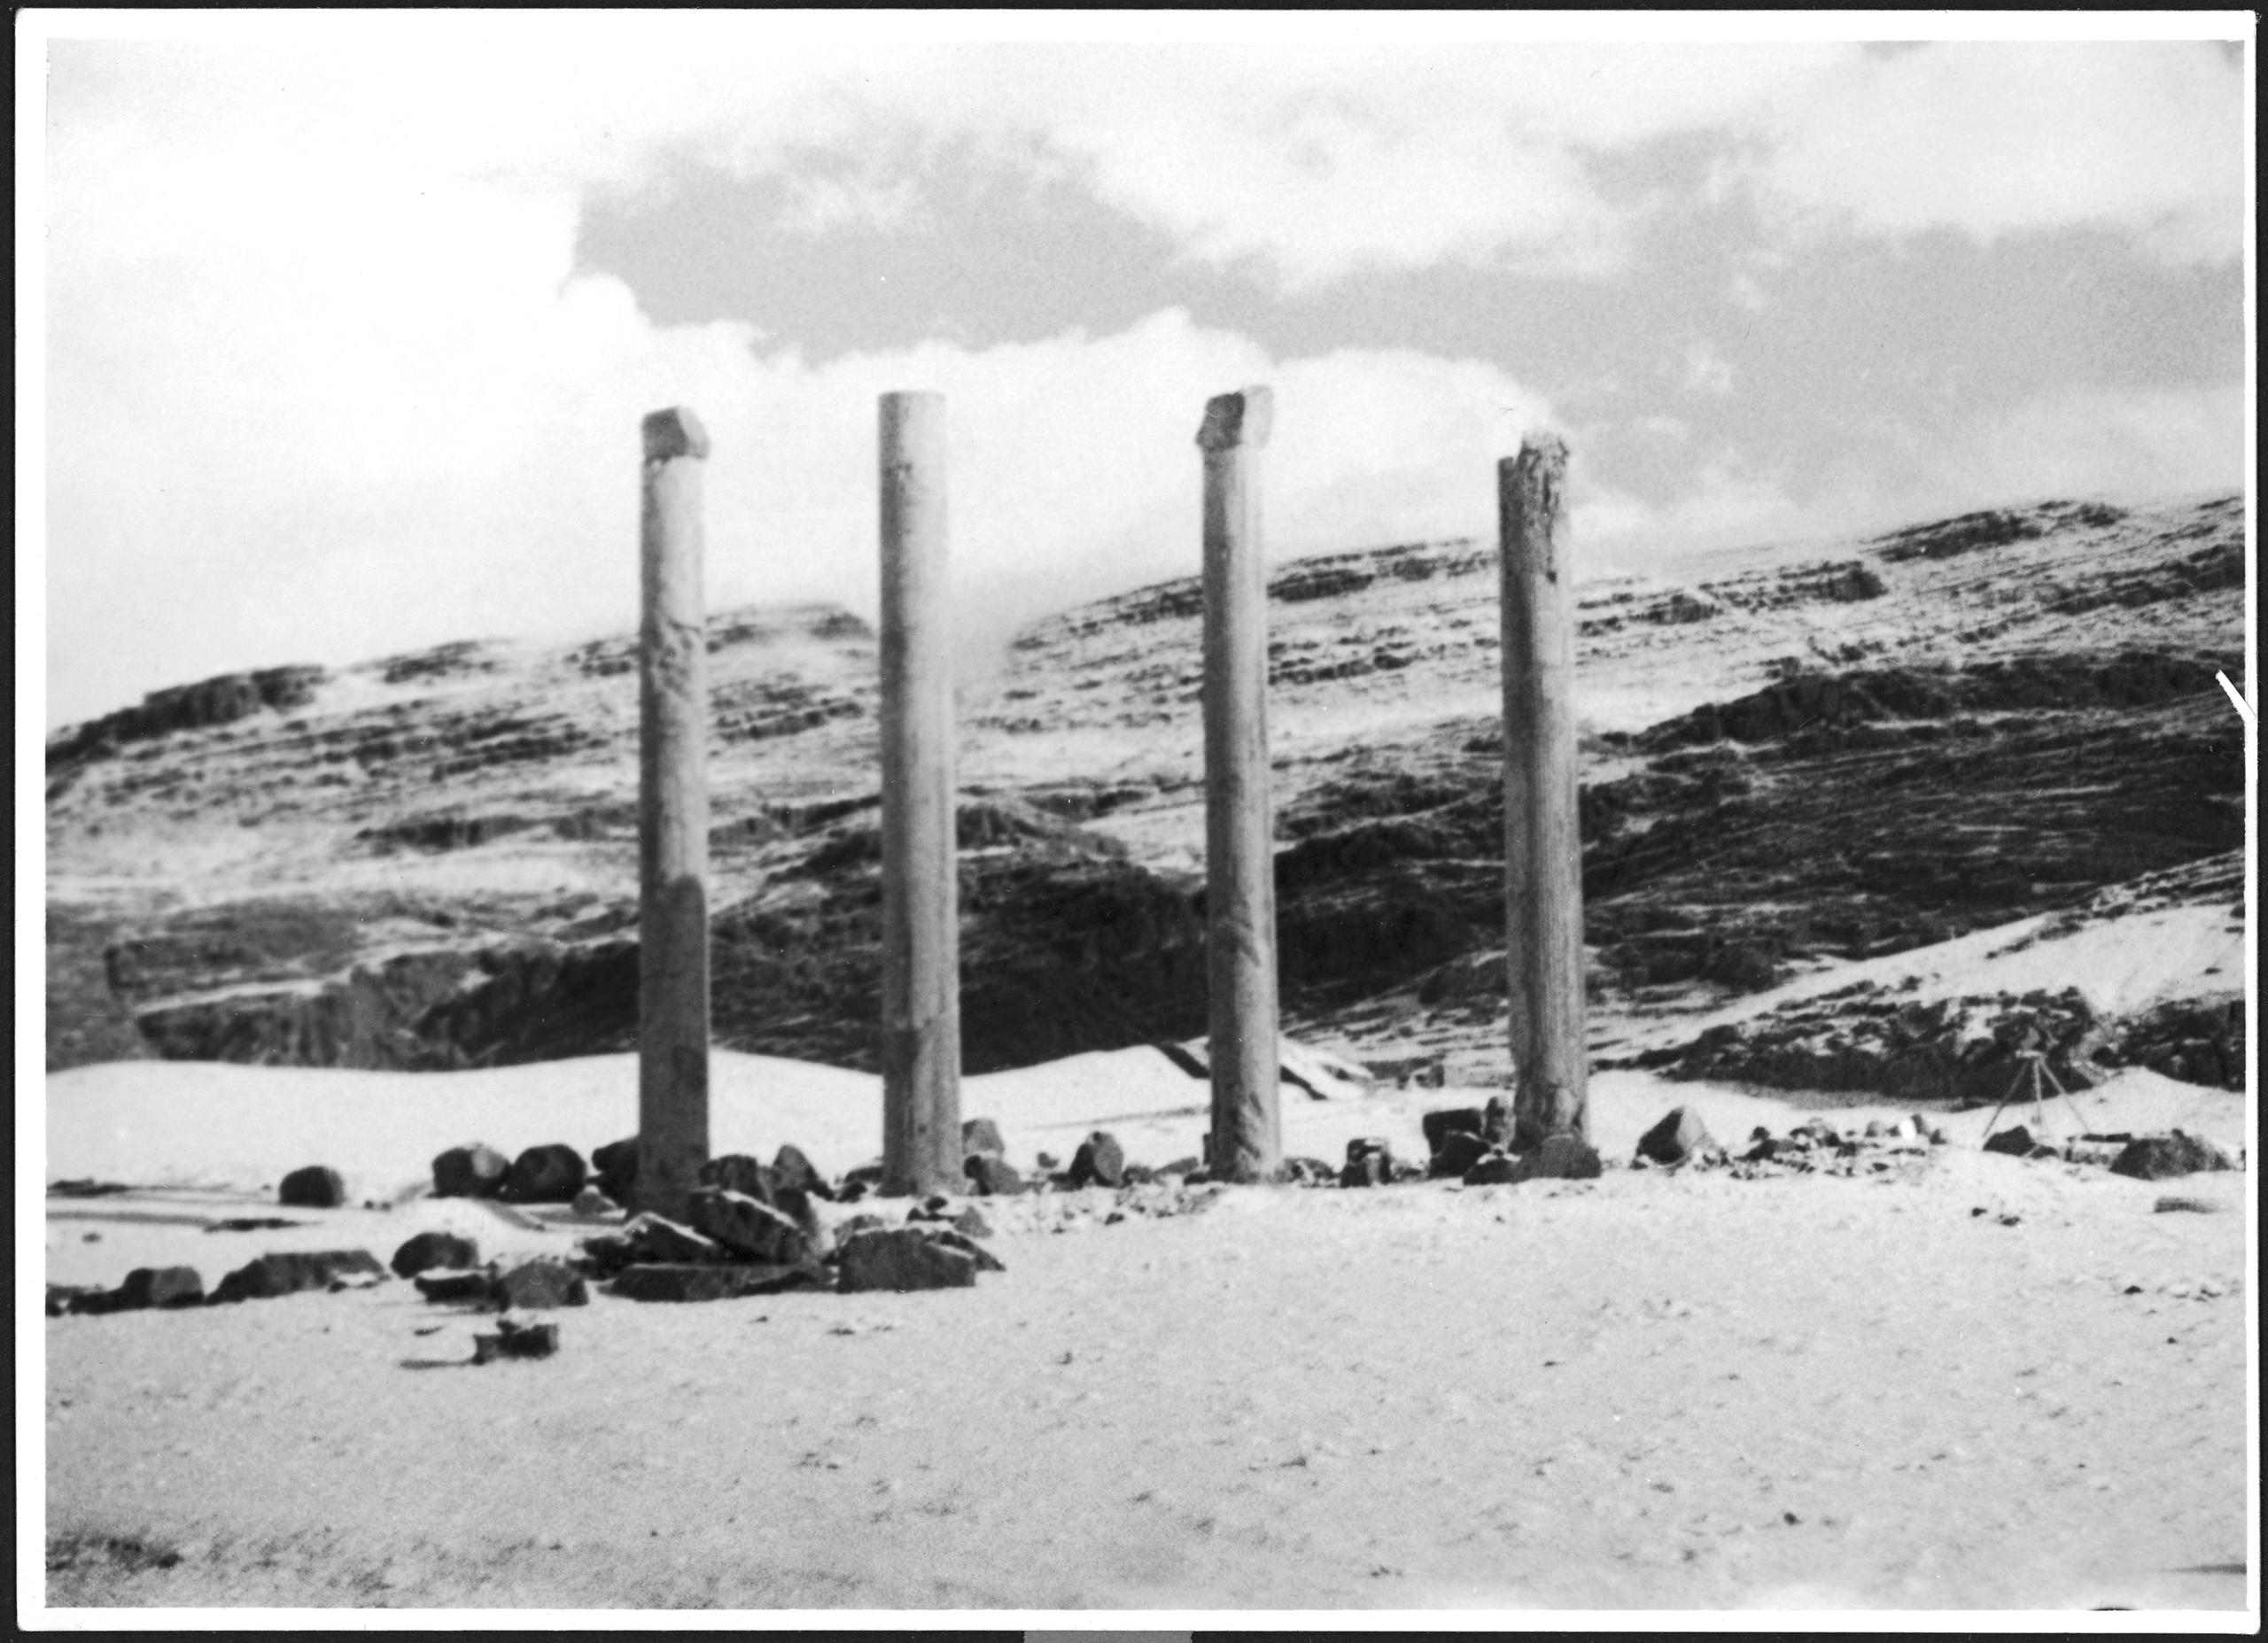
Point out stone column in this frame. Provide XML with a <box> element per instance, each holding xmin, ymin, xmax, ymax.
<box><xmin>1199</xmin><ymin>386</ymin><xmax>1283</xmax><ymax>1183</ymax></box>
<box><xmin>637</xmin><ymin>407</ymin><xmax>712</xmax><ymax>1221</ymax></box>
<box><xmin>1498</xmin><ymin>431</ymin><xmax>1593</xmax><ymax>1159</ymax></box>
<box><xmin>878</xmin><ymin>391</ymin><xmax>963</xmax><ymax>1197</ymax></box>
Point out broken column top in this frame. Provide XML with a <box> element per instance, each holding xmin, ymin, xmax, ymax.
<box><xmin>642</xmin><ymin>407</ymin><xmax>711</xmax><ymax>462</ymax></box>
<box><xmin>1197</xmin><ymin>385</ymin><xmax>1274</xmax><ymax>452</ymax></box>
<box><xmin>1504</xmin><ymin>429</ymin><xmax>1569</xmax><ymax>474</ymax></box>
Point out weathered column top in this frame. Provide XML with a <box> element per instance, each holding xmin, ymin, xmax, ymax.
<box><xmin>1197</xmin><ymin>385</ymin><xmax>1274</xmax><ymax>452</ymax></box>
<box><xmin>643</xmin><ymin>407</ymin><xmax>712</xmax><ymax>462</ymax></box>
<box><xmin>1503</xmin><ymin>428</ymin><xmax>1568</xmax><ymax>476</ymax></box>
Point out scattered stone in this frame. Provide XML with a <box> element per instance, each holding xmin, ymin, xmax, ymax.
<box><xmin>953</xmin><ymin>1206</ymin><xmax>994</xmax><ymax>1239</ymax></box>
<box><xmin>610</xmin><ymin>1262</ymin><xmax>821</xmax><ymax>1303</ymax></box>
<box><xmin>925</xmin><ymin>1227</ymin><xmax>1007</xmax><ymax>1273</ymax></box>
<box><xmin>964</xmin><ymin>1154</ymin><xmax>1024</xmax><ymax>1197</ymax></box>
<box><xmin>961</xmin><ymin>1118</ymin><xmax>1006</xmax><ymax>1160</ymax></box>
<box><xmin>413</xmin><ymin>1268</ymin><xmax>497</xmax><ymax>1304</ymax></box>
<box><xmin>1159</xmin><ymin>1156</ymin><xmax>1201</xmax><ymax>1177</ymax></box>
<box><xmin>502</xmin><ymin>1143</ymin><xmax>587</xmax><ymax>1204</ymax></box>
<box><xmin>390</xmin><ymin>1230</ymin><xmax>480</xmax><ymax>1279</ymax></box>
<box><xmin>842</xmin><ymin>1163</ymin><xmax>887</xmax><ymax>1196</ymax></box>
<box><xmin>2154</xmin><ymin>1196</ymin><xmax>2228</xmax><ymax>1214</ymax></box>
<box><xmin>211</xmin><ymin>1249</ymin><xmax>383</xmax><ymax>1304</ymax></box>
<box><xmin>48</xmin><ymin>1179</ymin><xmax>135</xmax><ymax>1198</ymax></box>
<box><xmin>492</xmin><ymin>1259</ymin><xmax>589</xmax><ymax>1309</ymax></box>
<box><xmin>772</xmin><ymin>1144</ymin><xmax>835</xmax><ymax>1201</ymax></box>
<box><xmin>2109</xmin><ymin>1132</ymin><xmax>2236</xmax><ymax>1182</ymax></box>
<box><xmin>625</xmin><ymin>1213</ymin><xmax>724</xmax><ymax>1265</ymax></box>
<box><xmin>838</xmin><ymin>1228</ymin><xmax>981</xmax><ymax>1293</ymax></box>
<box><xmin>1929</xmin><ymin>1127</ymin><xmax>1953</xmax><ymax>1146</ymax></box>
<box><xmin>571</xmin><ymin>1184</ymin><xmax>620</xmax><ymax>1219</ymax></box>
<box><xmin>1275</xmin><ymin>1157</ymin><xmax>1337</xmax><ymax>1187</ymax></box>
<box><xmin>590</xmin><ymin>1136</ymin><xmax>640</xmax><ymax>1205</ymax></box>
<box><xmin>1983</xmin><ymin>1126</ymin><xmax>2040</xmax><ymax>1159</ymax></box>
<box><xmin>1635</xmin><ymin>1106</ymin><xmax>1717</xmax><ymax>1167</ymax></box>
<box><xmin>1462</xmin><ymin>1152</ymin><xmax>1521</xmax><ymax>1186</ymax></box>
<box><xmin>432</xmin><ymin>1143</ymin><xmax>510</xmax><ymax>1200</ymax></box>
<box><xmin>1340</xmin><ymin>1151</ymin><xmax>1389</xmax><ymax>1190</ymax></box>
<box><xmin>1429</xmin><ymin>1130</ymin><xmax>1492</xmax><ymax>1180</ymax></box>
<box><xmin>1481</xmin><ymin>1096</ymin><xmax>1516</xmax><ymax>1149</ymax></box>
<box><xmin>472</xmin><ymin>1317</ymin><xmax>558</xmax><ymax>1363</ymax></box>
<box><xmin>1068</xmin><ymin>1132</ymin><xmax>1127</xmax><ymax>1190</ymax></box>
<box><xmin>827</xmin><ymin>1213</ymin><xmax>889</xmax><ymax>1256</ymax></box>
<box><xmin>68</xmin><ymin>1266</ymin><xmax>207</xmax><ymax>1315</ymax></box>
<box><xmin>277</xmin><ymin>1165</ymin><xmax>346</xmax><ymax>1209</ymax></box>
<box><xmin>1517</xmin><ymin>1133</ymin><xmax>1604</xmax><ymax>1182</ymax></box>
<box><xmin>46</xmin><ymin>1283</ymin><xmax>102</xmax><ymax>1316</ymax></box>
<box><xmin>1423</xmin><ymin>1107</ymin><xmax>1487</xmax><ymax>1156</ymax></box>
<box><xmin>700</xmin><ymin>1153</ymin><xmax>778</xmax><ymax>1205</ymax></box>
<box><xmin>687</xmin><ymin>1187</ymin><xmax>809</xmax><ymax>1265</ymax></box>
<box><xmin>1742</xmin><ymin>1136</ymin><xmax>1781</xmax><ymax>1163</ymax></box>
<box><xmin>1863</xmin><ymin>1119</ymin><xmax>1887</xmax><ymax>1139</ymax></box>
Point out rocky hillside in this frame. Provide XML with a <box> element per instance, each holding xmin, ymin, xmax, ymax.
<box><xmin>46</xmin><ymin>492</ymin><xmax>2248</xmax><ymax>1097</ymax></box>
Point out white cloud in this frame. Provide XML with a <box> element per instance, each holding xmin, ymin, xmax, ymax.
<box><xmin>1751</xmin><ymin>43</ymin><xmax>2246</xmax><ymax>265</ymax></box>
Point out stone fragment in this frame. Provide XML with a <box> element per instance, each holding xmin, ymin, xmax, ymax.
<box><xmin>625</xmin><ymin>1213</ymin><xmax>724</xmax><ymax>1265</ymax></box>
<box><xmin>1423</xmin><ymin>1107</ymin><xmax>1487</xmax><ymax>1157</ymax></box>
<box><xmin>1983</xmin><ymin>1126</ymin><xmax>2039</xmax><ymax>1159</ymax></box>
<box><xmin>1481</xmin><ymin>1096</ymin><xmax>1517</xmax><ymax>1149</ymax></box>
<box><xmin>2153</xmin><ymin>1195</ymin><xmax>2228</xmax><ymax>1214</ymax></box>
<box><xmin>1275</xmin><ymin>1157</ymin><xmax>1336</xmax><ymax>1186</ymax></box>
<box><xmin>1429</xmin><ymin>1130</ymin><xmax>1492</xmax><ymax>1180</ymax></box>
<box><xmin>953</xmin><ymin>1206</ymin><xmax>994</xmax><ymax>1239</ymax></box>
<box><xmin>590</xmin><ymin>1136</ymin><xmax>640</xmax><ymax>1205</ymax></box>
<box><xmin>277</xmin><ymin>1165</ymin><xmax>346</xmax><ymax>1209</ymax></box>
<box><xmin>1159</xmin><ymin>1156</ymin><xmax>1201</xmax><ymax>1177</ymax></box>
<box><xmin>964</xmin><ymin>1154</ymin><xmax>1024</xmax><ymax>1197</ymax></box>
<box><xmin>1462</xmin><ymin>1152</ymin><xmax>1521</xmax><ymax>1186</ymax></box>
<box><xmin>433</xmin><ymin>1143</ymin><xmax>510</xmax><ymax>1200</ymax></box>
<box><xmin>1515</xmin><ymin>1133</ymin><xmax>1604</xmax><ymax>1182</ymax></box>
<box><xmin>1068</xmin><ymin>1132</ymin><xmax>1126</xmax><ymax>1189</ymax></box>
<box><xmin>46</xmin><ymin>1284</ymin><xmax>101</xmax><ymax>1316</ymax></box>
<box><xmin>472</xmin><ymin>1317</ymin><xmax>558</xmax><ymax>1363</ymax></box>
<box><xmin>699</xmin><ymin>1153</ymin><xmax>778</xmax><ymax>1205</ymax></box>
<box><xmin>961</xmin><ymin>1118</ymin><xmax>1007</xmax><ymax>1160</ymax></box>
<box><xmin>1340</xmin><ymin>1151</ymin><xmax>1388</xmax><ymax>1190</ymax></box>
<box><xmin>2110</xmin><ymin>1132</ymin><xmax>2236</xmax><ymax>1182</ymax></box>
<box><xmin>571</xmin><ymin>1185</ymin><xmax>620</xmax><ymax>1219</ymax></box>
<box><xmin>925</xmin><ymin>1228</ymin><xmax>1007</xmax><ymax>1273</ymax></box>
<box><xmin>504</xmin><ymin>1143</ymin><xmax>587</xmax><ymax>1204</ymax></box>
<box><xmin>390</xmin><ymin>1231</ymin><xmax>480</xmax><ymax>1279</ymax></box>
<box><xmin>837</xmin><ymin>1228</ymin><xmax>980</xmax><ymax>1293</ymax></box>
<box><xmin>827</xmin><ymin>1213</ymin><xmax>889</xmax><ymax>1256</ymax></box>
<box><xmin>1635</xmin><ymin>1106</ymin><xmax>1717</xmax><ymax>1166</ymax></box>
<box><xmin>610</xmin><ymin>1262</ymin><xmax>822</xmax><ymax>1303</ymax></box>
<box><xmin>687</xmin><ymin>1186</ymin><xmax>809</xmax><ymax>1265</ymax></box>
<box><xmin>119</xmin><ymin>1266</ymin><xmax>206</xmax><ymax>1308</ymax></box>
<box><xmin>211</xmin><ymin>1249</ymin><xmax>384</xmax><ymax>1304</ymax></box>
<box><xmin>492</xmin><ymin>1259</ymin><xmax>589</xmax><ymax>1309</ymax></box>
<box><xmin>772</xmin><ymin>1144</ymin><xmax>835</xmax><ymax>1201</ymax></box>
<box><xmin>412</xmin><ymin>1268</ymin><xmax>495</xmax><ymax>1304</ymax></box>
<box><xmin>575</xmin><ymin>1231</ymin><xmax>638</xmax><ymax>1277</ymax></box>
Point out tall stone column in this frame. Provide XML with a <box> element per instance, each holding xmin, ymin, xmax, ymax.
<box><xmin>878</xmin><ymin>391</ymin><xmax>963</xmax><ymax>1197</ymax></box>
<box><xmin>1199</xmin><ymin>386</ymin><xmax>1283</xmax><ymax>1183</ymax></box>
<box><xmin>1498</xmin><ymin>431</ymin><xmax>1591</xmax><ymax>1155</ymax></box>
<box><xmin>637</xmin><ymin>407</ymin><xmax>713</xmax><ymax>1221</ymax></box>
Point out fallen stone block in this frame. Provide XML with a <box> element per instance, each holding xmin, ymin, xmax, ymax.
<box><xmin>492</xmin><ymin>1259</ymin><xmax>589</xmax><ymax>1310</ymax></box>
<box><xmin>688</xmin><ymin>1186</ymin><xmax>809</xmax><ymax>1265</ymax></box>
<box><xmin>119</xmin><ymin>1266</ymin><xmax>206</xmax><ymax>1308</ymax></box>
<box><xmin>923</xmin><ymin>1227</ymin><xmax>1006</xmax><ymax>1273</ymax></box>
<box><xmin>432</xmin><ymin>1143</ymin><xmax>510</xmax><ymax>1200</ymax></box>
<box><xmin>826</xmin><ymin>1213</ymin><xmax>889</xmax><ymax>1258</ymax></box>
<box><xmin>699</xmin><ymin>1154</ymin><xmax>778</xmax><ymax>1205</ymax></box>
<box><xmin>773</xmin><ymin>1144</ymin><xmax>835</xmax><ymax>1201</ymax></box>
<box><xmin>2154</xmin><ymin>1195</ymin><xmax>2229</xmax><ymax>1214</ymax></box>
<box><xmin>472</xmin><ymin>1318</ymin><xmax>558</xmax><ymax>1364</ymax></box>
<box><xmin>1274</xmin><ymin>1157</ymin><xmax>1337</xmax><ymax>1186</ymax></box>
<box><xmin>277</xmin><ymin>1165</ymin><xmax>346</xmax><ymax>1209</ymax></box>
<box><xmin>211</xmin><ymin>1249</ymin><xmax>384</xmax><ymax>1304</ymax></box>
<box><xmin>964</xmin><ymin>1154</ymin><xmax>1024</xmax><ymax>1197</ymax></box>
<box><xmin>571</xmin><ymin>1185</ymin><xmax>620</xmax><ymax>1219</ymax></box>
<box><xmin>1515</xmin><ymin>1134</ymin><xmax>1604</xmax><ymax>1182</ymax></box>
<box><xmin>391</xmin><ymin>1231</ymin><xmax>480</xmax><ymax>1279</ymax></box>
<box><xmin>1429</xmin><ymin>1130</ymin><xmax>1491</xmax><ymax>1180</ymax></box>
<box><xmin>837</xmin><ymin>1228</ymin><xmax>980</xmax><ymax>1293</ymax></box>
<box><xmin>205</xmin><ymin>1216</ymin><xmax>303</xmax><ymax>1233</ymax></box>
<box><xmin>1481</xmin><ymin>1096</ymin><xmax>1517</xmax><ymax>1149</ymax></box>
<box><xmin>1340</xmin><ymin>1138</ymin><xmax>1393</xmax><ymax>1190</ymax></box>
<box><xmin>1462</xmin><ymin>1152</ymin><xmax>1521</xmax><ymax>1186</ymax></box>
<box><xmin>504</xmin><ymin>1143</ymin><xmax>587</xmax><ymax>1205</ymax></box>
<box><xmin>609</xmin><ymin>1262</ymin><xmax>824</xmax><ymax>1303</ymax></box>
<box><xmin>1635</xmin><ymin>1105</ymin><xmax>1717</xmax><ymax>1166</ymax></box>
<box><xmin>413</xmin><ymin>1267</ymin><xmax>496</xmax><ymax>1304</ymax></box>
<box><xmin>590</xmin><ymin>1136</ymin><xmax>640</xmax><ymax>1206</ymax></box>
<box><xmin>1068</xmin><ymin>1132</ymin><xmax>1126</xmax><ymax>1190</ymax></box>
<box><xmin>46</xmin><ymin>1283</ymin><xmax>102</xmax><ymax>1316</ymax></box>
<box><xmin>625</xmin><ymin>1213</ymin><xmax>725</xmax><ymax>1265</ymax></box>
<box><xmin>2110</xmin><ymin>1132</ymin><xmax>2236</xmax><ymax>1182</ymax></box>
<box><xmin>1982</xmin><ymin>1126</ymin><xmax>2039</xmax><ymax>1159</ymax></box>
<box><xmin>1422</xmin><ymin>1107</ymin><xmax>1487</xmax><ymax>1157</ymax></box>
<box><xmin>961</xmin><ymin>1117</ymin><xmax>1007</xmax><ymax>1160</ymax></box>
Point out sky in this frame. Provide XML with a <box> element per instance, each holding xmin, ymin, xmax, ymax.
<box><xmin>25</xmin><ymin>14</ymin><xmax>2255</xmax><ymax>729</ymax></box>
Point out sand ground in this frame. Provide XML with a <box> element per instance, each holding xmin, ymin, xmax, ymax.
<box><xmin>31</xmin><ymin>1055</ymin><xmax>2258</xmax><ymax>1617</ymax></box>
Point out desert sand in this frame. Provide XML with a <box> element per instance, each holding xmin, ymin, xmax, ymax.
<box><xmin>35</xmin><ymin>1049</ymin><xmax>2255</xmax><ymax>1618</ymax></box>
